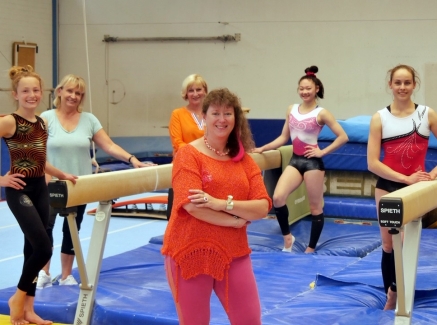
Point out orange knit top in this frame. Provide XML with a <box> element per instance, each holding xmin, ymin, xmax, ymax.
<box><xmin>161</xmin><ymin>144</ymin><xmax>272</xmax><ymax>282</ymax></box>
<box><xmin>168</xmin><ymin>107</ymin><xmax>205</xmax><ymax>157</ymax></box>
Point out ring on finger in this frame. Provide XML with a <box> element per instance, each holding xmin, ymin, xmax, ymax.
<box><xmin>203</xmin><ymin>196</ymin><xmax>208</xmax><ymax>202</ymax></box>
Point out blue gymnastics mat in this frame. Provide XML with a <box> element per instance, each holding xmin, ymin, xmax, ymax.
<box><xmin>1</xmin><ymin>219</ymin><xmax>437</xmax><ymax>324</ymax></box>
<box><xmin>150</xmin><ymin>218</ymin><xmax>382</xmax><ymax>257</ymax></box>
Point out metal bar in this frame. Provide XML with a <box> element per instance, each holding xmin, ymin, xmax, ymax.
<box><xmin>52</xmin><ymin>0</ymin><xmax>59</xmax><ymax>88</ymax></box>
<box><xmin>394</xmin><ymin>218</ymin><xmax>422</xmax><ymax>325</ymax></box>
<box><xmin>66</xmin><ymin>212</ymin><xmax>91</xmax><ymax>290</ymax></box>
<box><xmin>102</xmin><ymin>33</ymin><xmax>241</xmax><ymax>43</ymax></box>
<box><xmin>72</xmin><ymin>201</ymin><xmax>112</xmax><ymax>325</ymax></box>
<box><xmin>393</xmin><ymin>231</ymin><xmax>406</xmax><ymax>316</ymax></box>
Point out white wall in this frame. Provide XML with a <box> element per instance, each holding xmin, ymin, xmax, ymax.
<box><xmin>0</xmin><ymin>0</ymin><xmax>53</xmax><ymax>115</ymax></box>
<box><xmin>57</xmin><ymin>0</ymin><xmax>437</xmax><ymax>136</ymax></box>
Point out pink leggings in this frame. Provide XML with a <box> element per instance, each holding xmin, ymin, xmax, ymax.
<box><xmin>165</xmin><ymin>255</ymin><xmax>261</xmax><ymax>325</ymax></box>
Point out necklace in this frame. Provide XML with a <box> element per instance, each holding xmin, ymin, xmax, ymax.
<box><xmin>191</xmin><ymin>112</ymin><xmax>204</xmax><ymax>130</ymax></box>
<box><xmin>204</xmin><ymin>136</ymin><xmax>229</xmax><ymax>156</ymax></box>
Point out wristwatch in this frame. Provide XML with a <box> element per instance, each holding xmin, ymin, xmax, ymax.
<box><xmin>226</xmin><ymin>195</ymin><xmax>234</xmax><ymax>210</ymax></box>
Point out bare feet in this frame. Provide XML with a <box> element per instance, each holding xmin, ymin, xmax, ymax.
<box><xmin>24</xmin><ymin>296</ymin><xmax>53</xmax><ymax>325</ymax></box>
<box><xmin>304</xmin><ymin>247</ymin><xmax>315</xmax><ymax>254</ymax></box>
<box><xmin>282</xmin><ymin>235</ymin><xmax>295</xmax><ymax>252</ymax></box>
<box><xmin>23</xmin><ymin>310</ymin><xmax>53</xmax><ymax>325</ymax></box>
<box><xmin>8</xmin><ymin>293</ymin><xmax>28</xmax><ymax>325</ymax></box>
<box><xmin>383</xmin><ymin>287</ymin><xmax>397</xmax><ymax>310</ymax></box>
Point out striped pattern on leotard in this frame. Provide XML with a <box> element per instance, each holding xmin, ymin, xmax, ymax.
<box><xmin>3</xmin><ymin>113</ymin><xmax>48</xmax><ymax>177</ymax></box>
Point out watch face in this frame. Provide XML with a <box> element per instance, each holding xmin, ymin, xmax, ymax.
<box><xmin>226</xmin><ymin>196</ymin><xmax>234</xmax><ymax>210</ymax></box>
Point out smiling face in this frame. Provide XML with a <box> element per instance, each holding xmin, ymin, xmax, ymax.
<box><xmin>389</xmin><ymin>68</ymin><xmax>416</xmax><ymax>102</ymax></box>
<box><xmin>58</xmin><ymin>83</ymin><xmax>84</xmax><ymax>111</ymax></box>
<box><xmin>298</xmin><ymin>78</ymin><xmax>319</xmax><ymax>103</ymax></box>
<box><xmin>204</xmin><ymin>104</ymin><xmax>235</xmax><ymax>139</ymax></box>
<box><xmin>13</xmin><ymin>77</ymin><xmax>42</xmax><ymax>111</ymax></box>
<box><xmin>186</xmin><ymin>82</ymin><xmax>206</xmax><ymax>106</ymax></box>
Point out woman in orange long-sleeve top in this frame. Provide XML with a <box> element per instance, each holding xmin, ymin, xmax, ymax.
<box><xmin>166</xmin><ymin>74</ymin><xmax>208</xmax><ymax>220</ymax></box>
<box><xmin>162</xmin><ymin>88</ymin><xmax>272</xmax><ymax>325</ymax></box>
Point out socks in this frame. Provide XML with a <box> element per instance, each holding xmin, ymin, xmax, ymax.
<box><xmin>308</xmin><ymin>213</ymin><xmax>324</xmax><ymax>249</ymax></box>
<box><xmin>274</xmin><ymin>205</ymin><xmax>290</xmax><ymax>235</ymax></box>
<box><xmin>381</xmin><ymin>249</ymin><xmax>396</xmax><ymax>293</ymax></box>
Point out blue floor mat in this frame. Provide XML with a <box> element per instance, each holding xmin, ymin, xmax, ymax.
<box><xmin>152</xmin><ymin>218</ymin><xmax>382</xmax><ymax>257</ymax></box>
<box><xmin>1</xmin><ymin>219</ymin><xmax>436</xmax><ymax>324</ymax></box>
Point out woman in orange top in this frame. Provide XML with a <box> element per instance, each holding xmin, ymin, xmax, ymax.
<box><xmin>162</xmin><ymin>88</ymin><xmax>272</xmax><ymax>325</ymax></box>
<box><xmin>166</xmin><ymin>74</ymin><xmax>208</xmax><ymax>220</ymax></box>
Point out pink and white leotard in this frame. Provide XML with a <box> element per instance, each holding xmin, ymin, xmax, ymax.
<box><xmin>288</xmin><ymin>104</ymin><xmax>324</xmax><ymax>156</ymax></box>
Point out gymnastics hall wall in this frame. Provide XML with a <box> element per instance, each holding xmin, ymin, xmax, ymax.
<box><xmin>56</xmin><ymin>0</ymin><xmax>437</xmax><ymax>140</ymax></box>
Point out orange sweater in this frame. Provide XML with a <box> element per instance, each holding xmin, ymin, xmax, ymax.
<box><xmin>168</xmin><ymin>107</ymin><xmax>205</xmax><ymax>157</ymax></box>
<box><xmin>161</xmin><ymin>144</ymin><xmax>272</xmax><ymax>282</ymax></box>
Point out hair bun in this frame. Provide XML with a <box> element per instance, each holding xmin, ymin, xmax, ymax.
<box><xmin>304</xmin><ymin>66</ymin><xmax>319</xmax><ymax>74</ymax></box>
<box><xmin>9</xmin><ymin>65</ymin><xmax>34</xmax><ymax>80</ymax></box>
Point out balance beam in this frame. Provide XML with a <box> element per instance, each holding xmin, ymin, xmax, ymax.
<box><xmin>379</xmin><ymin>180</ymin><xmax>437</xmax><ymax>325</ymax></box>
<box><xmin>379</xmin><ymin>180</ymin><xmax>437</xmax><ymax>228</ymax></box>
<box><xmin>50</xmin><ymin>150</ymin><xmax>281</xmax><ymax>208</ymax></box>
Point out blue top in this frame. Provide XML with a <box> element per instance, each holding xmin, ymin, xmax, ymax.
<box><xmin>40</xmin><ymin>109</ymin><xmax>102</xmax><ymax>176</ymax></box>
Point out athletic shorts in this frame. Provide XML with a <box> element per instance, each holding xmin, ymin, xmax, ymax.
<box><xmin>288</xmin><ymin>153</ymin><xmax>325</xmax><ymax>176</ymax></box>
<box><xmin>375</xmin><ymin>177</ymin><xmax>408</xmax><ymax>193</ymax></box>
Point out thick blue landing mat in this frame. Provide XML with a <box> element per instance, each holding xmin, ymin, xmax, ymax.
<box><xmin>262</xmin><ymin>277</ymin><xmax>437</xmax><ymax>325</ymax></box>
<box><xmin>321</xmin><ymin>228</ymin><xmax>437</xmax><ymax>291</ymax></box>
<box><xmin>2</xmin><ymin>220</ymin><xmax>437</xmax><ymax>324</ymax></box>
<box><xmin>150</xmin><ymin>218</ymin><xmax>382</xmax><ymax>257</ymax></box>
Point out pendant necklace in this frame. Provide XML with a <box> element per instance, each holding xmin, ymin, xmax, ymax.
<box><xmin>204</xmin><ymin>136</ymin><xmax>229</xmax><ymax>156</ymax></box>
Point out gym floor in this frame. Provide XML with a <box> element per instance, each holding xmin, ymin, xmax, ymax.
<box><xmin>0</xmin><ymin>193</ymin><xmax>168</xmax><ymax>291</ymax></box>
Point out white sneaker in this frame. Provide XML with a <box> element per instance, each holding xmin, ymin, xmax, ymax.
<box><xmin>59</xmin><ymin>275</ymin><xmax>78</xmax><ymax>286</ymax></box>
<box><xmin>282</xmin><ymin>235</ymin><xmax>296</xmax><ymax>253</ymax></box>
<box><xmin>36</xmin><ymin>270</ymin><xmax>52</xmax><ymax>289</ymax></box>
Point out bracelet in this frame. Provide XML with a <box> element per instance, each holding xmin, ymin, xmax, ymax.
<box><xmin>233</xmin><ymin>215</ymin><xmax>239</xmax><ymax>228</ymax></box>
<box><xmin>128</xmin><ymin>155</ymin><xmax>135</xmax><ymax>163</ymax></box>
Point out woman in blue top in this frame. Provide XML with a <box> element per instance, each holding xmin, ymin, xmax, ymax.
<box><xmin>37</xmin><ymin>74</ymin><xmax>154</xmax><ymax>288</ymax></box>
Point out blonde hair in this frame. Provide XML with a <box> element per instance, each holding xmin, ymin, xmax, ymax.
<box><xmin>9</xmin><ymin>65</ymin><xmax>43</xmax><ymax>90</ymax></box>
<box><xmin>181</xmin><ymin>74</ymin><xmax>208</xmax><ymax>100</ymax></box>
<box><xmin>53</xmin><ymin>74</ymin><xmax>86</xmax><ymax>112</ymax></box>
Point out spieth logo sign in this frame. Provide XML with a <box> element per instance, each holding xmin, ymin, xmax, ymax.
<box><xmin>49</xmin><ymin>193</ymin><xmax>64</xmax><ymax>198</ymax></box>
<box><xmin>379</xmin><ymin>199</ymin><xmax>403</xmax><ymax>228</ymax></box>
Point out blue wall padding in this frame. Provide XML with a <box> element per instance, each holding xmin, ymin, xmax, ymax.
<box><xmin>248</xmin><ymin>119</ymin><xmax>290</xmax><ymax>147</ymax></box>
<box><xmin>250</xmin><ymin>116</ymin><xmax>437</xmax><ymax>172</ymax></box>
<box><xmin>319</xmin><ymin>115</ymin><xmax>372</xmax><ymax>143</ymax></box>
<box><xmin>319</xmin><ymin>141</ymin><xmax>369</xmax><ymax>171</ymax></box>
<box><xmin>94</xmin><ymin>136</ymin><xmax>173</xmax><ymax>165</ymax></box>
<box><xmin>323</xmin><ymin>196</ymin><xmax>377</xmax><ymax>219</ymax></box>
<box><xmin>319</xmin><ymin>115</ymin><xmax>437</xmax><ymax>149</ymax></box>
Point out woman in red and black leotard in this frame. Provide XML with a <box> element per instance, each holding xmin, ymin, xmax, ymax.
<box><xmin>0</xmin><ymin>66</ymin><xmax>77</xmax><ymax>325</ymax></box>
<box><xmin>368</xmin><ymin>64</ymin><xmax>437</xmax><ymax>310</ymax></box>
